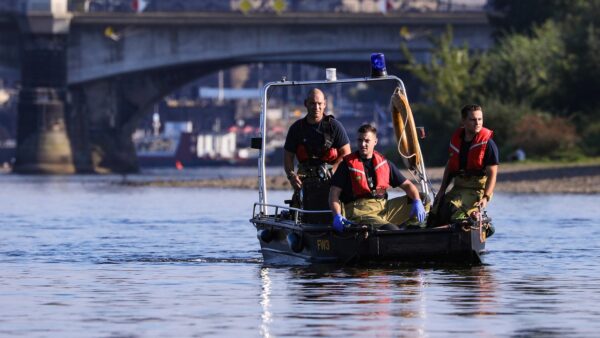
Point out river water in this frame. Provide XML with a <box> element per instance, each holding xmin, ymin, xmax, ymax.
<box><xmin>1</xmin><ymin>168</ymin><xmax>599</xmax><ymax>337</ymax></box>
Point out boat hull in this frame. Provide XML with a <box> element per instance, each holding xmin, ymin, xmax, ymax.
<box><xmin>251</xmin><ymin>217</ymin><xmax>486</xmax><ymax>266</ymax></box>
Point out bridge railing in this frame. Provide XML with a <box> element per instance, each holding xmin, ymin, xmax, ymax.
<box><xmin>63</xmin><ymin>0</ymin><xmax>485</xmax><ymax>14</ymax></box>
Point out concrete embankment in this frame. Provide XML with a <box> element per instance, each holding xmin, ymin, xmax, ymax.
<box><xmin>121</xmin><ymin>162</ymin><xmax>600</xmax><ymax>194</ymax></box>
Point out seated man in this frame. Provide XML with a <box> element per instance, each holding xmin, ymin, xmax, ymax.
<box><xmin>328</xmin><ymin>124</ymin><xmax>426</xmax><ymax>231</ymax></box>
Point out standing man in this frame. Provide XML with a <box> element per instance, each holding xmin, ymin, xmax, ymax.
<box><xmin>431</xmin><ymin>104</ymin><xmax>499</xmax><ymax>225</ymax></box>
<box><xmin>329</xmin><ymin>124</ymin><xmax>426</xmax><ymax>232</ymax></box>
<box><xmin>284</xmin><ymin>88</ymin><xmax>351</xmax><ymax>220</ymax></box>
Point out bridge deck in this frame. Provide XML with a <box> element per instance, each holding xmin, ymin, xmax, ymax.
<box><xmin>70</xmin><ymin>11</ymin><xmax>488</xmax><ymax>26</ymax></box>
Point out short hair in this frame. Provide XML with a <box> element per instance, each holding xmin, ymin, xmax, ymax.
<box><xmin>461</xmin><ymin>104</ymin><xmax>482</xmax><ymax>119</ymax></box>
<box><xmin>358</xmin><ymin>124</ymin><xmax>377</xmax><ymax>135</ymax></box>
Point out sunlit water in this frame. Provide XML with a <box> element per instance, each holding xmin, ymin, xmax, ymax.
<box><xmin>1</xmin><ymin>168</ymin><xmax>599</xmax><ymax>337</ymax></box>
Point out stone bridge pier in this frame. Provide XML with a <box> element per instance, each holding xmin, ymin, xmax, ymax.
<box><xmin>14</xmin><ymin>1</ymin><xmax>76</xmax><ymax>173</ymax></box>
<box><xmin>12</xmin><ymin>1</ymin><xmax>226</xmax><ymax>173</ymax></box>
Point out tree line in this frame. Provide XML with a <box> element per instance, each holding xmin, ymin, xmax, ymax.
<box><xmin>400</xmin><ymin>0</ymin><xmax>600</xmax><ymax>165</ymax></box>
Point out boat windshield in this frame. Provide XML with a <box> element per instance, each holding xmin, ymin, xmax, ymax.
<box><xmin>256</xmin><ymin>75</ymin><xmax>431</xmax><ymax>210</ymax></box>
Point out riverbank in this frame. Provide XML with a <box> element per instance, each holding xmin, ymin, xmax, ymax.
<box><xmin>122</xmin><ymin>162</ymin><xmax>600</xmax><ymax>194</ymax></box>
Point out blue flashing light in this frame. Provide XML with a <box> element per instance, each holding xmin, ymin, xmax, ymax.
<box><xmin>370</xmin><ymin>53</ymin><xmax>388</xmax><ymax>78</ymax></box>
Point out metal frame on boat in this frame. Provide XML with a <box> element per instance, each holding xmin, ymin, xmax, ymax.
<box><xmin>250</xmin><ymin>69</ymin><xmax>488</xmax><ymax>266</ymax></box>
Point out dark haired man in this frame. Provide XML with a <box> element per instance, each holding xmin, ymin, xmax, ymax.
<box><xmin>329</xmin><ymin>124</ymin><xmax>426</xmax><ymax>232</ymax></box>
<box><xmin>284</xmin><ymin>88</ymin><xmax>351</xmax><ymax>220</ymax></box>
<box><xmin>431</xmin><ymin>104</ymin><xmax>499</xmax><ymax>225</ymax></box>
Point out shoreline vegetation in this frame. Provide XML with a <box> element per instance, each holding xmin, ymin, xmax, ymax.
<box><xmin>122</xmin><ymin>161</ymin><xmax>600</xmax><ymax>194</ymax></box>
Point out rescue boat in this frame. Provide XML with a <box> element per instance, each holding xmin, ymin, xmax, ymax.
<box><xmin>249</xmin><ymin>54</ymin><xmax>492</xmax><ymax>265</ymax></box>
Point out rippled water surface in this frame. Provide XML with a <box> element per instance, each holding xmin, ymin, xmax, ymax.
<box><xmin>1</xmin><ymin>169</ymin><xmax>599</xmax><ymax>337</ymax></box>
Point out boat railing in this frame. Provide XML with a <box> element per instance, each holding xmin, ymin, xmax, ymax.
<box><xmin>252</xmin><ymin>202</ymin><xmax>331</xmax><ymax>225</ymax></box>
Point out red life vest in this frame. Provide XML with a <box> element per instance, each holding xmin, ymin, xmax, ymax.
<box><xmin>296</xmin><ymin>145</ymin><xmax>338</xmax><ymax>164</ymax></box>
<box><xmin>448</xmin><ymin>127</ymin><xmax>493</xmax><ymax>174</ymax></box>
<box><xmin>344</xmin><ymin>151</ymin><xmax>390</xmax><ymax>198</ymax></box>
<box><xmin>295</xmin><ymin>115</ymin><xmax>338</xmax><ymax>164</ymax></box>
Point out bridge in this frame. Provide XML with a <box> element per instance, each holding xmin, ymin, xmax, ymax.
<box><xmin>0</xmin><ymin>3</ymin><xmax>492</xmax><ymax>173</ymax></box>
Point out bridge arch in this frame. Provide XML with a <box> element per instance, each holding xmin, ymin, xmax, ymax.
<box><xmin>67</xmin><ymin>12</ymin><xmax>491</xmax><ymax>85</ymax></box>
<box><xmin>3</xmin><ymin>11</ymin><xmax>491</xmax><ymax>173</ymax></box>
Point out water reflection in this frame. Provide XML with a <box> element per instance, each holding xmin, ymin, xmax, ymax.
<box><xmin>436</xmin><ymin>266</ymin><xmax>498</xmax><ymax>317</ymax></box>
<box><xmin>257</xmin><ymin>265</ymin><xmax>501</xmax><ymax>337</ymax></box>
<box><xmin>260</xmin><ymin>267</ymin><xmax>273</xmax><ymax>338</ymax></box>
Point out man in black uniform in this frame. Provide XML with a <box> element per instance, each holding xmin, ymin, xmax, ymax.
<box><xmin>284</xmin><ymin>88</ymin><xmax>351</xmax><ymax>222</ymax></box>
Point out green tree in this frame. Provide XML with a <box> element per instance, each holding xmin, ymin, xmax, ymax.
<box><xmin>401</xmin><ymin>26</ymin><xmax>485</xmax><ymax>112</ymax></box>
<box><xmin>560</xmin><ymin>1</ymin><xmax>600</xmax><ymax>114</ymax></box>
<box><xmin>400</xmin><ymin>27</ymin><xmax>487</xmax><ymax>165</ymax></box>
<box><xmin>487</xmin><ymin>0</ymin><xmax>575</xmax><ymax>38</ymax></box>
<box><xmin>482</xmin><ymin>21</ymin><xmax>570</xmax><ymax>112</ymax></box>
<box><xmin>487</xmin><ymin>0</ymin><xmax>600</xmax><ymax>155</ymax></box>
<box><xmin>400</xmin><ymin>24</ymin><xmax>581</xmax><ymax>162</ymax></box>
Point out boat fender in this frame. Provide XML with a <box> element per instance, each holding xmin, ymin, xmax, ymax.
<box><xmin>258</xmin><ymin>229</ymin><xmax>273</xmax><ymax>243</ymax></box>
<box><xmin>287</xmin><ymin>233</ymin><xmax>303</xmax><ymax>253</ymax></box>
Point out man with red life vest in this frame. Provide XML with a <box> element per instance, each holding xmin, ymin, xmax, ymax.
<box><xmin>329</xmin><ymin>124</ymin><xmax>426</xmax><ymax>232</ymax></box>
<box><xmin>284</xmin><ymin>88</ymin><xmax>351</xmax><ymax>221</ymax></box>
<box><xmin>431</xmin><ymin>104</ymin><xmax>499</xmax><ymax>225</ymax></box>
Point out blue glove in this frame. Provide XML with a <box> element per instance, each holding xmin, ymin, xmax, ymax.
<box><xmin>333</xmin><ymin>214</ymin><xmax>348</xmax><ymax>233</ymax></box>
<box><xmin>410</xmin><ymin>200</ymin><xmax>426</xmax><ymax>223</ymax></box>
